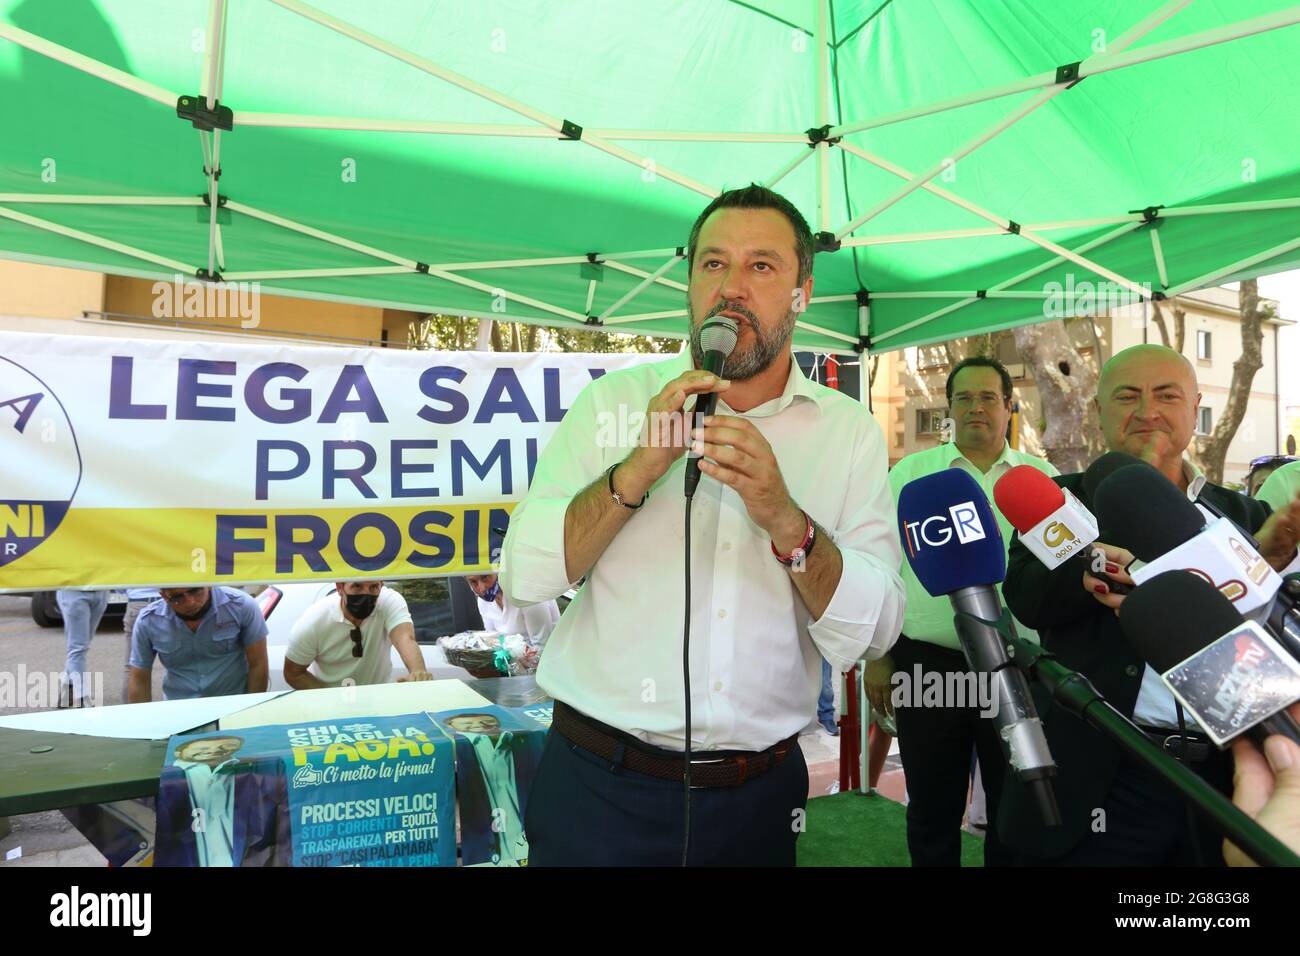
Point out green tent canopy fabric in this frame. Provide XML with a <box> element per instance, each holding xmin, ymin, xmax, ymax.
<box><xmin>1</xmin><ymin>0</ymin><xmax>1299</xmax><ymax>353</ymax></box>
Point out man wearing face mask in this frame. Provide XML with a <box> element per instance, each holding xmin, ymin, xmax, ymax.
<box><xmin>128</xmin><ymin>586</ymin><xmax>269</xmax><ymax>702</ymax></box>
<box><xmin>284</xmin><ymin>580</ymin><xmax>431</xmax><ymax>688</ymax></box>
<box><xmin>465</xmin><ymin>572</ymin><xmax>560</xmax><ymax>646</ymax></box>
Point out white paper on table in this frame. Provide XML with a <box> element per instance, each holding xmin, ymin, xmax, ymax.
<box><xmin>0</xmin><ymin>691</ymin><xmax>289</xmax><ymax>740</ymax></box>
<box><xmin>219</xmin><ymin>679</ymin><xmax>489</xmax><ymax>729</ymax></box>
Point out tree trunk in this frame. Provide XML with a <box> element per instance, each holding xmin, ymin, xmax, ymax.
<box><xmin>489</xmin><ymin>319</ymin><xmax>505</xmax><ymax>352</ymax></box>
<box><xmin>1189</xmin><ymin>279</ymin><xmax>1267</xmax><ymax>484</ymax></box>
<box><xmin>1013</xmin><ymin>320</ymin><xmax>1104</xmax><ymax>473</ymax></box>
<box><xmin>1149</xmin><ymin>298</ymin><xmax>1187</xmax><ymax>354</ymax></box>
<box><xmin>523</xmin><ymin>323</ymin><xmax>540</xmax><ymax>352</ymax></box>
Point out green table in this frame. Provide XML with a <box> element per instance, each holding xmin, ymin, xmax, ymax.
<box><xmin>0</xmin><ymin>727</ymin><xmax>169</xmax><ymax>817</ymax></box>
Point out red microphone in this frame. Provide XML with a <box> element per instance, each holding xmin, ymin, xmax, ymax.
<box><xmin>993</xmin><ymin>465</ymin><xmax>1131</xmax><ymax>594</ymax></box>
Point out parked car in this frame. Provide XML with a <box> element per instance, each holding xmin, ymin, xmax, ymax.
<box><xmin>257</xmin><ymin>578</ymin><xmax>487</xmax><ymax>691</ymax></box>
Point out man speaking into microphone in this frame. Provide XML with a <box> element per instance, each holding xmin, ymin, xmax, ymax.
<box><xmin>1001</xmin><ymin>343</ymin><xmax>1300</xmax><ymax>865</ymax></box>
<box><xmin>500</xmin><ymin>185</ymin><xmax>905</xmax><ymax>866</ymax></box>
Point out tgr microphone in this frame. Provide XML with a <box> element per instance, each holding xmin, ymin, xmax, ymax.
<box><xmin>1119</xmin><ymin>569</ymin><xmax>1300</xmax><ymax>749</ymax></box>
<box><xmin>684</xmin><ymin>315</ymin><xmax>739</xmax><ymax>498</ymax></box>
<box><xmin>1094</xmin><ymin>464</ymin><xmax>1281</xmax><ymax>617</ymax></box>
<box><xmin>898</xmin><ymin>468</ymin><xmax>1061</xmax><ymax>826</ymax></box>
<box><xmin>992</xmin><ymin>465</ymin><xmax>1134</xmax><ymax>594</ymax></box>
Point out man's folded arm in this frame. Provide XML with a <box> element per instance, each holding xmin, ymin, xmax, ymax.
<box><xmin>807</xmin><ymin>421</ymin><xmax>906</xmax><ymax>671</ymax></box>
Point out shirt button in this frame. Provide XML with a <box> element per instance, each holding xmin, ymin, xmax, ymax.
<box><xmin>1125</xmin><ymin>664</ymin><xmax>1140</xmax><ymax>678</ymax></box>
<box><xmin>713</xmin><ymin>681</ymin><xmax>723</xmax><ymax>692</ymax></box>
<box><xmin>718</xmin><ymin>609</ymin><xmax>727</xmax><ymax>620</ymax></box>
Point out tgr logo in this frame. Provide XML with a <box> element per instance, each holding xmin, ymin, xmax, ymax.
<box><xmin>903</xmin><ymin>501</ymin><xmax>986</xmax><ymax>554</ymax></box>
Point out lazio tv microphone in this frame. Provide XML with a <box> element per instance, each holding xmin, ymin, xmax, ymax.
<box><xmin>1119</xmin><ymin>569</ymin><xmax>1300</xmax><ymax>749</ymax></box>
<box><xmin>1094</xmin><ymin>464</ymin><xmax>1283</xmax><ymax>619</ymax></box>
<box><xmin>897</xmin><ymin>468</ymin><xmax>1061</xmax><ymax>826</ymax></box>
<box><xmin>683</xmin><ymin>315</ymin><xmax>739</xmax><ymax>499</ymax></box>
<box><xmin>993</xmin><ymin>465</ymin><xmax>1130</xmax><ymax>594</ymax></box>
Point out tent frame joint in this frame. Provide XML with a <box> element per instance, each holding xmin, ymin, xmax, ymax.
<box><xmin>1055</xmin><ymin>61</ymin><xmax>1084</xmax><ymax>88</ymax></box>
<box><xmin>814</xmin><ymin>231</ymin><xmax>841</xmax><ymax>253</ymax></box>
<box><xmin>855</xmin><ymin>288</ymin><xmax>870</xmax><ymax>306</ymax></box>
<box><xmin>1131</xmin><ymin>204</ymin><xmax>1165</xmax><ymax>224</ymax></box>
<box><xmin>584</xmin><ymin>314</ymin><xmax>603</xmax><ymax>327</ymax></box>
<box><xmin>200</xmin><ymin>193</ymin><xmax>228</xmax><ymax>208</ymax></box>
<box><xmin>805</xmin><ymin>124</ymin><xmax>841</xmax><ymax>148</ymax></box>
<box><xmin>975</xmin><ymin>289</ymin><xmax>987</xmax><ymax>299</ymax></box>
<box><xmin>1152</xmin><ymin>290</ymin><xmax>1167</xmax><ymax>301</ymax></box>
<box><xmin>177</xmin><ymin>94</ymin><xmax>233</xmax><ymax>132</ymax></box>
<box><xmin>196</xmin><ymin>267</ymin><xmax>223</xmax><ymax>282</ymax></box>
<box><xmin>560</xmin><ymin>119</ymin><xmax>583</xmax><ymax>140</ymax></box>
<box><xmin>855</xmin><ymin>335</ymin><xmax>871</xmax><ymax>354</ymax></box>
<box><xmin>415</xmin><ymin>262</ymin><xmax>430</xmax><ymax>274</ymax></box>
<box><xmin>1005</xmin><ymin>220</ymin><xmax>1021</xmax><ymax>235</ymax></box>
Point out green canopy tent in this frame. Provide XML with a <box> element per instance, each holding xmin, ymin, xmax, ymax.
<box><xmin>2</xmin><ymin>0</ymin><xmax>1299</xmax><ymax>358</ymax></box>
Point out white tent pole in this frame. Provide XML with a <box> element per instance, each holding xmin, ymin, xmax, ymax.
<box><xmin>237</xmin><ymin>114</ymin><xmax>566</xmax><ymax>136</ymax></box>
<box><xmin>1165</xmin><ymin>235</ymin><xmax>1300</xmax><ymax>297</ymax></box>
<box><xmin>830</xmin><ymin>0</ymin><xmax>1285</xmax><ymax>139</ymax></box>
<box><xmin>764</xmin><ymin>148</ymin><xmax>815</xmax><ymax>188</ymax></box>
<box><xmin>0</xmin><ymin>22</ymin><xmax>178</xmax><ymax>107</ymax></box>
<box><xmin>584</xmin><ymin>280</ymin><xmax>598</xmax><ymax>315</ymax></box>
<box><xmin>587</xmin><ymin>129</ymin><xmax>807</xmax><ymax>143</ymax></box>
<box><xmin>870</xmin><ymin>221</ymin><xmax>1145</xmax><ymax>346</ymax></box>
<box><xmin>1163</xmin><ymin>197</ymin><xmax>1300</xmax><ymax>216</ymax></box>
<box><xmin>604</xmin><ymin>259</ymin><xmax>688</xmax><ymax>292</ymax></box>
<box><xmin>838</xmin><ymin>138</ymin><xmax>1150</xmax><ymax>297</ymax></box>
<box><xmin>795</xmin><ymin>320</ymin><xmax>860</xmax><ymax>345</ymax></box>
<box><xmin>215</xmin><ymin>224</ymin><xmax>227</xmax><ymax>272</ymax></box>
<box><xmin>844</xmin><ymin>227</ymin><xmax>1007</xmax><ymax>246</ymax></box>
<box><xmin>0</xmin><ymin>205</ymin><xmax>198</xmax><ymax>274</ymax></box>
<box><xmin>225</xmin><ymin>201</ymin><xmax>418</xmax><ymax>266</ymax></box>
<box><xmin>201</xmin><ymin>0</ymin><xmax>229</xmax><ymax>278</ymax></box>
<box><xmin>603</xmin><ymin>309</ymin><xmax>688</xmax><ymax>325</ymax></box>
<box><xmin>223</xmin><ymin>266</ymin><xmax>411</xmax><ymax>281</ymax></box>
<box><xmin>1150</xmin><ymin>227</ymin><xmax>1170</xmax><ymax>289</ymax></box>
<box><xmin>598</xmin><ymin>254</ymin><xmax>684</xmax><ymax>321</ymax></box>
<box><xmin>815</xmin><ymin>0</ymin><xmax>831</xmax><ymax>232</ymax></box>
<box><xmin>834</xmin><ymin>87</ymin><xmax>1063</xmax><ymax>239</ymax></box>
<box><xmin>0</xmin><ymin>195</ymin><xmax>203</xmax><ymax>206</ymax></box>
<box><xmin>429</xmin><ymin>255</ymin><xmax>592</xmax><ymax>270</ymax></box>
<box><xmin>267</xmin><ymin>0</ymin><xmax>719</xmax><ymax>197</ymax></box>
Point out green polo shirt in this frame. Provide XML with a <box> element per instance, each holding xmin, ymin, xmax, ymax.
<box><xmin>888</xmin><ymin>440</ymin><xmax>1058</xmax><ymax>650</ymax></box>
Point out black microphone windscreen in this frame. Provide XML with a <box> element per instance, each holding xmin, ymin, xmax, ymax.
<box><xmin>1119</xmin><ymin>569</ymin><xmax>1245</xmax><ymax>672</ymax></box>
<box><xmin>1082</xmin><ymin>451</ymin><xmax>1149</xmax><ymax>501</ymax></box>
<box><xmin>1093</xmin><ymin>464</ymin><xmax>1205</xmax><ymax>561</ymax></box>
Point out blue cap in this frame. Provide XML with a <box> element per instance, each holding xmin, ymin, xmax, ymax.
<box><xmin>897</xmin><ymin>468</ymin><xmax>1006</xmax><ymax>596</ymax></box>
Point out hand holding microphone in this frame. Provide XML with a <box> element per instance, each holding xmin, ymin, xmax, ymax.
<box><xmin>1228</xmin><ymin>701</ymin><xmax>1300</xmax><ymax>866</ymax></box>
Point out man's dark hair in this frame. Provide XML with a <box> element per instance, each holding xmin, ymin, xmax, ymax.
<box><xmin>686</xmin><ymin>183</ymin><xmax>814</xmax><ymax>285</ymax></box>
<box><xmin>178</xmin><ymin>735</ymin><xmax>243</xmax><ymax>753</ymax></box>
<box><xmin>945</xmin><ymin>355</ymin><xmax>1013</xmax><ymax>404</ymax></box>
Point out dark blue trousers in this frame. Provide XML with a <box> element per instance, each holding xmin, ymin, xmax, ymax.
<box><xmin>525</xmin><ymin>726</ymin><xmax>808</xmax><ymax>866</ymax></box>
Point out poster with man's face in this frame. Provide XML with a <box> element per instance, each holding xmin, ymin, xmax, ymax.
<box><xmin>428</xmin><ymin>704</ymin><xmax>549</xmax><ymax>867</ymax></box>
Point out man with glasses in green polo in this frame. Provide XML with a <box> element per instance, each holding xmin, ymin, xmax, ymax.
<box><xmin>127</xmin><ymin>586</ymin><xmax>269</xmax><ymax>702</ymax></box>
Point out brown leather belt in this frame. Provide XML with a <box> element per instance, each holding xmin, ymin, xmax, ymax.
<box><xmin>551</xmin><ymin>700</ymin><xmax>798</xmax><ymax>789</ymax></box>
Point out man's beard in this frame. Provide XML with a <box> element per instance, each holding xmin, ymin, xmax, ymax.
<box><xmin>688</xmin><ymin>299</ymin><xmax>797</xmax><ymax>381</ymax></box>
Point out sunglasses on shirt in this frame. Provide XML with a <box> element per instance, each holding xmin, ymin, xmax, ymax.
<box><xmin>349</xmin><ymin>626</ymin><xmax>363</xmax><ymax>658</ymax></box>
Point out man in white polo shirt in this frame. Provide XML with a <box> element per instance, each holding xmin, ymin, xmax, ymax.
<box><xmin>283</xmin><ymin>580</ymin><xmax>431</xmax><ymax>688</ymax></box>
<box><xmin>869</xmin><ymin>355</ymin><xmax>1057</xmax><ymax>867</ymax></box>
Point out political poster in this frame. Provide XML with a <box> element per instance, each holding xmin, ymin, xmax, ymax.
<box><xmin>428</xmin><ymin>704</ymin><xmax>549</xmax><ymax>867</ymax></box>
<box><xmin>155</xmin><ymin>713</ymin><xmax>456</xmax><ymax>867</ymax></box>
<box><xmin>0</xmin><ymin>329</ymin><xmax>659</xmax><ymax>589</ymax></box>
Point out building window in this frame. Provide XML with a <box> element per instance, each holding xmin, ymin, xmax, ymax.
<box><xmin>1197</xmin><ymin>406</ymin><xmax>1213</xmax><ymax>435</ymax></box>
<box><xmin>917</xmin><ymin>408</ymin><xmax>948</xmax><ymax>435</ymax></box>
<box><xmin>1197</xmin><ymin>330</ymin><xmax>1212</xmax><ymax>360</ymax></box>
<box><xmin>916</xmin><ymin>345</ymin><xmax>947</xmax><ymax>370</ymax></box>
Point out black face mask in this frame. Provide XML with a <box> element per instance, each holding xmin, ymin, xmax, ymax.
<box><xmin>345</xmin><ymin>593</ymin><xmax>378</xmax><ymax>620</ymax></box>
<box><xmin>175</xmin><ymin>596</ymin><xmax>213</xmax><ymax>622</ymax></box>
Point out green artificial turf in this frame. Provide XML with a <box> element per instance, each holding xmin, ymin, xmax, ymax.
<box><xmin>797</xmin><ymin>792</ymin><xmax>986</xmax><ymax>867</ymax></box>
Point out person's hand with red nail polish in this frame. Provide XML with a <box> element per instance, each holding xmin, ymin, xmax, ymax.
<box><xmin>1081</xmin><ymin>541</ymin><xmax>1135</xmax><ymax>612</ymax></box>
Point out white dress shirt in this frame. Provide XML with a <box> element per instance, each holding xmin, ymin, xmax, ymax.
<box><xmin>501</xmin><ymin>349</ymin><xmax>905</xmax><ymax>752</ymax></box>
<box><xmin>478</xmin><ymin>594</ymin><xmax>560</xmax><ymax>646</ymax></box>
<box><xmin>176</xmin><ymin>757</ymin><xmax>237</xmax><ymax>867</ymax></box>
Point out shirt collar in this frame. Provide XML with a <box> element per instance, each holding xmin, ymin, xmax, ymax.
<box><xmin>656</xmin><ymin>348</ymin><xmax>829</xmax><ymax>418</ymax></box>
<box><xmin>942</xmin><ymin>440</ymin><xmax>1016</xmax><ymax>473</ymax></box>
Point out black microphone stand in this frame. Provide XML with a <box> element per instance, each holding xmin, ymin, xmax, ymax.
<box><xmin>988</xmin><ymin>608</ymin><xmax>1300</xmax><ymax>866</ymax></box>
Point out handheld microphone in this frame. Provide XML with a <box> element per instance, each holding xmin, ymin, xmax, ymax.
<box><xmin>993</xmin><ymin>465</ymin><xmax>1130</xmax><ymax>594</ymax></box>
<box><xmin>1119</xmin><ymin>569</ymin><xmax>1300</xmax><ymax>749</ymax></box>
<box><xmin>898</xmin><ymin>468</ymin><xmax>1061</xmax><ymax>826</ymax></box>
<box><xmin>1094</xmin><ymin>464</ymin><xmax>1282</xmax><ymax>617</ymax></box>
<box><xmin>683</xmin><ymin>315</ymin><xmax>739</xmax><ymax>499</ymax></box>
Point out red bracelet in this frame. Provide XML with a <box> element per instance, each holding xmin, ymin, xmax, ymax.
<box><xmin>771</xmin><ymin>511</ymin><xmax>815</xmax><ymax>566</ymax></box>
